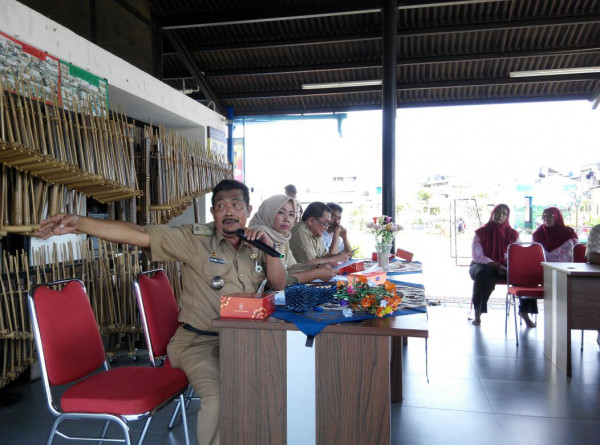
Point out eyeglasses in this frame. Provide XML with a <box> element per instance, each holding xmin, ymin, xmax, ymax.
<box><xmin>315</xmin><ymin>218</ymin><xmax>330</xmax><ymax>229</ymax></box>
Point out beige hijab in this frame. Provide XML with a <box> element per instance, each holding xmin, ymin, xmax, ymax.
<box><xmin>249</xmin><ymin>194</ymin><xmax>296</xmax><ymax>245</ymax></box>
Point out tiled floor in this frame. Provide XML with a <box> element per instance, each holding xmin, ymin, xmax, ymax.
<box><xmin>1</xmin><ymin>306</ymin><xmax>599</xmax><ymax>445</ymax></box>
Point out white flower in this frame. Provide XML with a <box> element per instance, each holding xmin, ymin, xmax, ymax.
<box><xmin>343</xmin><ymin>308</ymin><xmax>354</xmax><ymax>318</ymax></box>
<box><xmin>367</xmin><ymin>279</ymin><xmax>378</xmax><ymax>288</ymax></box>
<box><xmin>380</xmin><ymin>300</ymin><xmax>388</xmax><ymax>308</ymax></box>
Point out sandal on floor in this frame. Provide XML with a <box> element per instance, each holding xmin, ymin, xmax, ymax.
<box><xmin>471</xmin><ymin>320</ymin><xmax>481</xmax><ymax>326</ymax></box>
<box><xmin>518</xmin><ymin>312</ymin><xmax>536</xmax><ymax>328</ymax></box>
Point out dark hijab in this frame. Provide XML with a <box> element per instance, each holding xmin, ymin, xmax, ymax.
<box><xmin>475</xmin><ymin>204</ymin><xmax>519</xmax><ymax>265</ymax></box>
<box><xmin>532</xmin><ymin>207</ymin><xmax>578</xmax><ymax>252</ymax></box>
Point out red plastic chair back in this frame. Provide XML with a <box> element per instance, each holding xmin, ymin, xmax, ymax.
<box><xmin>572</xmin><ymin>243</ymin><xmax>586</xmax><ymax>263</ymax></box>
<box><xmin>507</xmin><ymin>243</ymin><xmax>545</xmax><ymax>287</ymax></box>
<box><xmin>30</xmin><ymin>280</ymin><xmax>106</xmax><ymax>386</ymax></box>
<box><xmin>135</xmin><ymin>269</ymin><xmax>180</xmax><ymax>362</ymax></box>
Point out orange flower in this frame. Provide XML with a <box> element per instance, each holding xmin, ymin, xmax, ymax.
<box><xmin>361</xmin><ymin>297</ymin><xmax>371</xmax><ymax>308</ymax></box>
<box><xmin>357</xmin><ymin>275</ymin><xmax>368</xmax><ymax>284</ymax></box>
<box><xmin>384</xmin><ymin>281</ymin><xmax>395</xmax><ymax>291</ymax></box>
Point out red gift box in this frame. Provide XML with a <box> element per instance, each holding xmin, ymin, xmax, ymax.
<box><xmin>395</xmin><ymin>248</ymin><xmax>414</xmax><ymax>261</ymax></box>
<box><xmin>220</xmin><ymin>293</ymin><xmax>275</xmax><ymax>319</ymax></box>
<box><xmin>339</xmin><ymin>261</ymin><xmax>365</xmax><ymax>275</ymax></box>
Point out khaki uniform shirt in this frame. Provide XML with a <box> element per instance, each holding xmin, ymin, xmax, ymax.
<box><xmin>146</xmin><ymin>223</ymin><xmax>267</xmax><ymax>332</ymax></box>
<box><xmin>289</xmin><ymin>221</ymin><xmax>327</xmax><ymax>263</ymax></box>
<box><xmin>586</xmin><ymin>224</ymin><xmax>600</xmax><ymax>257</ymax></box>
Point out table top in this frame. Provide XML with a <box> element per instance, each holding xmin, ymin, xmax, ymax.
<box><xmin>542</xmin><ymin>262</ymin><xmax>600</xmax><ymax>276</ymax></box>
<box><xmin>213</xmin><ymin>311</ymin><xmax>429</xmax><ymax>338</ymax></box>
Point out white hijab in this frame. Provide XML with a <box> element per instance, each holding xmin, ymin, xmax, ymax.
<box><xmin>248</xmin><ymin>194</ymin><xmax>296</xmax><ymax>245</ymax></box>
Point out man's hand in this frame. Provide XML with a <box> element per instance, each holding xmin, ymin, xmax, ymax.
<box><xmin>37</xmin><ymin>214</ymin><xmax>80</xmax><ymax>239</ymax></box>
<box><xmin>241</xmin><ymin>227</ymin><xmax>272</xmax><ymax>246</ymax></box>
<box><xmin>314</xmin><ymin>264</ymin><xmax>337</xmax><ymax>282</ymax></box>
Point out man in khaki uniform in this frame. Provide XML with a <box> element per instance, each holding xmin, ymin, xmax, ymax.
<box><xmin>38</xmin><ymin>179</ymin><xmax>287</xmax><ymax>445</ymax></box>
<box><xmin>289</xmin><ymin>201</ymin><xmax>352</xmax><ymax>265</ymax></box>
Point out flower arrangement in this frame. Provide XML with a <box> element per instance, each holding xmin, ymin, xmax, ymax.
<box><xmin>335</xmin><ymin>275</ymin><xmax>402</xmax><ymax>317</ymax></box>
<box><xmin>366</xmin><ymin>215</ymin><xmax>403</xmax><ymax>246</ymax></box>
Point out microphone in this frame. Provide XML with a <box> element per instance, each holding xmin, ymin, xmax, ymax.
<box><xmin>236</xmin><ymin>229</ymin><xmax>284</xmax><ymax>258</ymax></box>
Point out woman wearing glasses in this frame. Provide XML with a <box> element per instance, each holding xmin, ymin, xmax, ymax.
<box><xmin>469</xmin><ymin>204</ymin><xmax>519</xmax><ymax>326</ymax></box>
<box><xmin>249</xmin><ymin>195</ymin><xmax>338</xmax><ymax>283</ymax></box>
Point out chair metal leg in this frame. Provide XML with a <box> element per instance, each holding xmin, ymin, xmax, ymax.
<box><xmin>513</xmin><ymin>297</ymin><xmax>519</xmax><ymax>346</ymax></box>
<box><xmin>168</xmin><ymin>400</ymin><xmax>181</xmax><ymax>430</ymax></box>
<box><xmin>137</xmin><ymin>418</ymin><xmax>153</xmax><ymax>445</ymax></box>
<box><xmin>581</xmin><ymin>330</ymin><xmax>584</xmax><ymax>351</ymax></box>
<box><xmin>179</xmin><ymin>393</ymin><xmax>191</xmax><ymax>445</ymax></box>
<box><xmin>98</xmin><ymin>420</ymin><xmax>111</xmax><ymax>445</ymax></box>
<box><xmin>505</xmin><ymin>293</ymin><xmax>510</xmax><ymax>334</ymax></box>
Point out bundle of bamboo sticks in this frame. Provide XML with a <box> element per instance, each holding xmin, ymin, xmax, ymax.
<box><xmin>1</xmin><ymin>250</ymin><xmax>36</xmax><ymax>389</ymax></box>
<box><xmin>0</xmin><ymin>164</ymin><xmax>85</xmax><ymax>235</ymax></box>
<box><xmin>0</xmin><ymin>73</ymin><xmax>141</xmax><ymax>204</ymax></box>
<box><xmin>143</xmin><ymin>125</ymin><xmax>232</xmax><ymax>224</ymax></box>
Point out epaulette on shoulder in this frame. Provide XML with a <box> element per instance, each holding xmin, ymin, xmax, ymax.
<box><xmin>192</xmin><ymin>224</ymin><xmax>214</xmax><ymax>236</ymax></box>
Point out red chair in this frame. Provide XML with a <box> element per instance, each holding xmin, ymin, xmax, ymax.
<box><xmin>28</xmin><ymin>279</ymin><xmax>190</xmax><ymax>445</ymax></box>
<box><xmin>572</xmin><ymin>243</ymin><xmax>586</xmax><ymax>263</ymax></box>
<box><xmin>134</xmin><ymin>269</ymin><xmax>196</xmax><ymax>430</ymax></box>
<box><xmin>505</xmin><ymin>242</ymin><xmax>545</xmax><ymax>346</ymax></box>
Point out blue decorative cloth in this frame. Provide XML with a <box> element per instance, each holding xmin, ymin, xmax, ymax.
<box><xmin>271</xmin><ymin>305</ymin><xmax>426</xmax><ymax>338</ymax></box>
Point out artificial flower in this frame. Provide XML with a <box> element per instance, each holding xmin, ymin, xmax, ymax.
<box><xmin>335</xmin><ymin>279</ymin><xmax>403</xmax><ymax>318</ymax></box>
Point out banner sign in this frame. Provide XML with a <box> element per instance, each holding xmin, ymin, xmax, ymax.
<box><xmin>0</xmin><ymin>29</ymin><xmax>109</xmax><ymax>108</ymax></box>
<box><xmin>0</xmin><ymin>30</ymin><xmax>60</xmax><ymax>97</ymax></box>
<box><xmin>207</xmin><ymin>126</ymin><xmax>227</xmax><ymax>161</ymax></box>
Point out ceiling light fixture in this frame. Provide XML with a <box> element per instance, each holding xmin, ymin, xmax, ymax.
<box><xmin>510</xmin><ymin>66</ymin><xmax>600</xmax><ymax>77</ymax></box>
<box><xmin>301</xmin><ymin>80</ymin><xmax>382</xmax><ymax>90</ymax></box>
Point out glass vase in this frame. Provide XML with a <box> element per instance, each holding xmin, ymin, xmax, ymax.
<box><xmin>375</xmin><ymin>243</ymin><xmax>392</xmax><ymax>271</ymax></box>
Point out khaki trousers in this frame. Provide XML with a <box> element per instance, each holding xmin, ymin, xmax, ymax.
<box><xmin>167</xmin><ymin>326</ymin><xmax>220</xmax><ymax>445</ymax></box>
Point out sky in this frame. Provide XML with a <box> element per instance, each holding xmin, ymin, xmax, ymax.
<box><xmin>237</xmin><ymin>100</ymin><xmax>599</xmax><ymax>201</ymax></box>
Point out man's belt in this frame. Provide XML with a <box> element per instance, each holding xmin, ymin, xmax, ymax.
<box><xmin>182</xmin><ymin>323</ymin><xmax>219</xmax><ymax>337</ymax></box>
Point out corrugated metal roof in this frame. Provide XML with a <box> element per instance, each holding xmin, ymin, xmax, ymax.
<box><xmin>155</xmin><ymin>0</ymin><xmax>600</xmax><ymax>116</ymax></box>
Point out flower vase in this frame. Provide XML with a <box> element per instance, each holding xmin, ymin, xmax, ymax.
<box><xmin>375</xmin><ymin>243</ymin><xmax>392</xmax><ymax>271</ymax></box>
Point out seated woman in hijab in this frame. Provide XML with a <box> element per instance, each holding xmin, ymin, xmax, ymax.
<box><xmin>249</xmin><ymin>194</ymin><xmax>337</xmax><ymax>284</ymax></box>
<box><xmin>533</xmin><ymin>207</ymin><xmax>578</xmax><ymax>262</ymax></box>
<box><xmin>522</xmin><ymin>207</ymin><xmax>578</xmax><ymax>326</ymax></box>
<box><xmin>469</xmin><ymin>204</ymin><xmax>519</xmax><ymax>326</ymax></box>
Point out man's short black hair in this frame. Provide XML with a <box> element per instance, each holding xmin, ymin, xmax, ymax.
<box><xmin>326</xmin><ymin>202</ymin><xmax>343</xmax><ymax>214</ymax></box>
<box><xmin>212</xmin><ymin>179</ymin><xmax>250</xmax><ymax>207</ymax></box>
<box><xmin>284</xmin><ymin>184</ymin><xmax>297</xmax><ymax>195</ymax></box>
<box><xmin>302</xmin><ymin>202</ymin><xmax>331</xmax><ymax>222</ymax></box>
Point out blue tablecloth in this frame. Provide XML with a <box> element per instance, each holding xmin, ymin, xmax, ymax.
<box><xmin>272</xmin><ymin>304</ymin><xmax>426</xmax><ymax>338</ymax></box>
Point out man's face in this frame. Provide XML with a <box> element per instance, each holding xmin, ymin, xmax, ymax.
<box><xmin>308</xmin><ymin>211</ymin><xmax>331</xmax><ymax>237</ymax></box>
<box><xmin>210</xmin><ymin>189</ymin><xmax>251</xmax><ymax>236</ymax></box>
<box><xmin>329</xmin><ymin>210</ymin><xmax>342</xmax><ymax>231</ymax></box>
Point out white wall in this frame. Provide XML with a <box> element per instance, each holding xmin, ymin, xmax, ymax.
<box><xmin>0</xmin><ymin>0</ymin><xmax>226</xmax><ymax>131</ymax></box>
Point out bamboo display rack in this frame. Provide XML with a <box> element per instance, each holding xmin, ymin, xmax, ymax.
<box><xmin>0</xmin><ymin>74</ymin><xmax>141</xmax><ymax>206</ymax></box>
<box><xmin>0</xmin><ymin>239</ymin><xmax>178</xmax><ymax>389</ymax></box>
<box><xmin>142</xmin><ymin>125</ymin><xmax>232</xmax><ymax>225</ymax></box>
